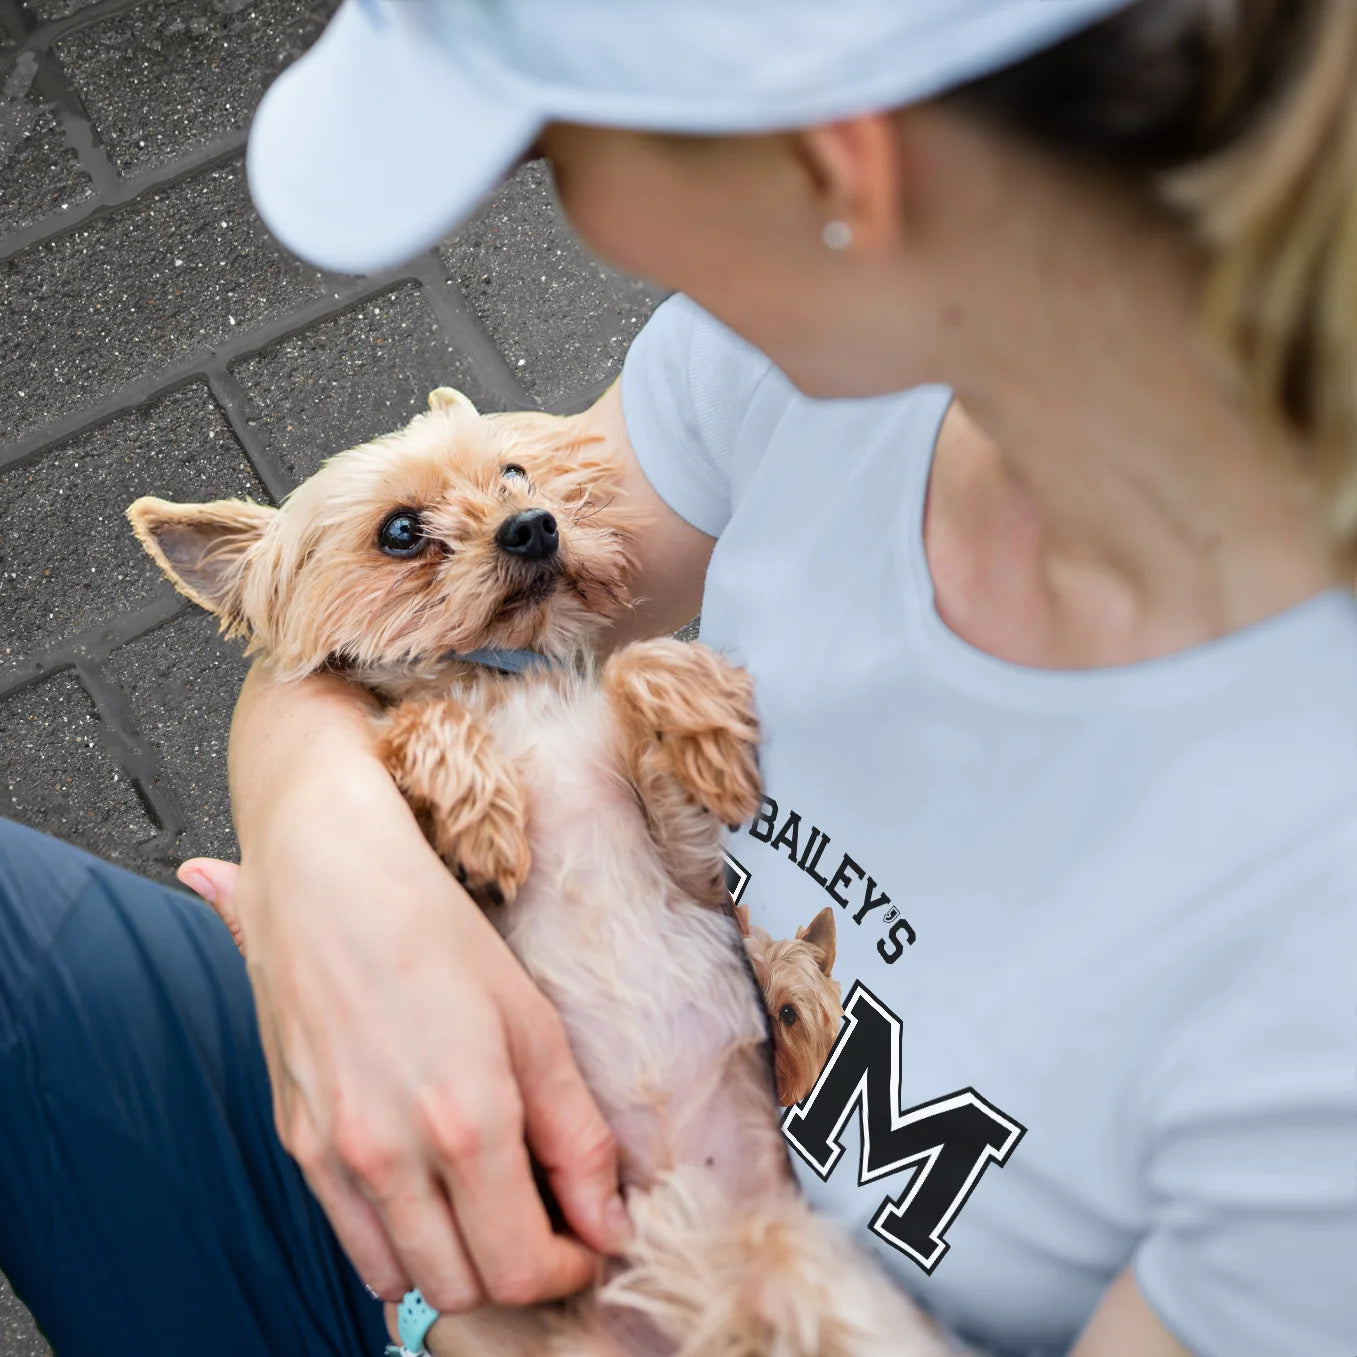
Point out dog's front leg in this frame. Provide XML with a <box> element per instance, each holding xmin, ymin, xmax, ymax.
<box><xmin>376</xmin><ymin>697</ymin><xmax>531</xmax><ymax>907</ymax></box>
<box><xmin>603</xmin><ymin>638</ymin><xmax>762</xmax><ymax>905</ymax></box>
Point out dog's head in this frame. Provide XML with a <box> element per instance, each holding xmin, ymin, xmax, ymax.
<box><xmin>128</xmin><ymin>389</ymin><xmax>640</xmax><ymax>690</ymax></box>
<box><xmin>736</xmin><ymin>904</ymin><xmax>844</xmax><ymax>1107</ymax></box>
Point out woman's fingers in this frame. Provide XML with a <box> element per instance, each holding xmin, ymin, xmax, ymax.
<box><xmin>513</xmin><ymin>1004</ymin><xmax>630</xmax><ymax>1256</ymax></box>
<box><xmin>178</xmin><ymin>857</ymin><xmax>247</xmax><ymax>956</ymax></box>
<box><xmin>434</xmin><ymin>1085</ymin><xmax>601</xmax><ymax>1305</ymax></box>
<box><xmin>295</xmin><ymin>1147</ymin><xmax>415</xmax><ymax>1303</ymax></box>
<box><xmin>362</xmin><ymin>1171</ymin><xmax>483</xmax><ymax>1312</ymax></box>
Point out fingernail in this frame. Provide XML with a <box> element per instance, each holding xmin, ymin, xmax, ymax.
<box><xmin>603</xmin><ymin>1195</ymin><xmax>632</xmax><ymax>1251</ymax></box>
<box><xmin>179</xmin><ymin>868</ymin><xmax>215</xmax><ymax>904</ymax></box>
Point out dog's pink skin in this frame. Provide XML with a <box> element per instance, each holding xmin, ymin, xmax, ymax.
<box><xmin>487</xmin><ymin>676</ymin><xmax>788</xmax><ymax>1200</ymax></box>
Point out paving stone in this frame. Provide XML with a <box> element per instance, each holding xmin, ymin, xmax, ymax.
<box><xmin>0</xmin><ymin>1275</ymin><xmax>47</xmax><ymax>1357</ymax></box>
<box><xmin>23</xmin><ymin>0</ymin><xmax>104</xmax><ymax>22</ymax></box>
<box><xmin>55</xmin><ymin>0</ymin><xmax>333</xmax><ymax>177</ymax></box>
<box><xmin>0</xmin><ymin>49</ymin><xmax>93</xmax><ymax>233</ymax></box>
<box><xmin>0</xmin><ymin>383</ymin><xmax>265</xmax><ymax>663</ymax></box>
<box><xmin>441</xmin><ymin>161</ymin><xmax>666</xmax><ymax>409</ymax></box>
<box><xmin>106</xmin><ymin>607</ymin><xmax>248</xmax><ymax>866</ymax></box>
<box><xmin>0</xmin><ymin>157</ymin><xmax>332</xmax><ymax>447</ymax></box>
<box><xmin>0</xmin><ymin>671</ymin><xmax>158</xmax><ymax>868</ymax></box>
<box><xmin>233</xmin><ymin>283</ymin><xmax>508</xmax><ymax>483</ymax></box>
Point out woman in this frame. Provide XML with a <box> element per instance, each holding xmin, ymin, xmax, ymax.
<box><xmin>2</xmin><ymin>0</ymin><xmax>1353</xmax><ymax>1354</ymax></box>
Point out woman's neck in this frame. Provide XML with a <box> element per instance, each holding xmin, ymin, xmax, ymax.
<box><xmin>913</xmin><ymin>124</ymin><xmax>1341</xmax><ymax>669</ymax></box>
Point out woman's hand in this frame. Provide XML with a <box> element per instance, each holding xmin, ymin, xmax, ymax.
<box><xmin>179</xmin><ymin>666</ymin><xmax>629</xmax><ymax>1314</ymax></box>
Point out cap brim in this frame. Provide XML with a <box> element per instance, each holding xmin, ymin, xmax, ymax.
<box><xmin>247</xmin><ymin>0</ymin><xmax>541</xmax><ymax>276</ymax></box>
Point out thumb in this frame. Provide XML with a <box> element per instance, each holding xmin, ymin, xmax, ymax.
<box><xmin>178</xmin><ymin>858</ymin><xmax>246</xmax><ymax>956</ymax></box>
<box><xmin>517</xmin><ymin>1019</ymin><xmax>630</xmax><ymax>1256</ymax></box>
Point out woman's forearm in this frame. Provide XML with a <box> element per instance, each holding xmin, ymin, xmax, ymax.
<box><xmin>228</xmin><ymin>663</ymin><xmax>403</xmax><ymax>881</ymax></box>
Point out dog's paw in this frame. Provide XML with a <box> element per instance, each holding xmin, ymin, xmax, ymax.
<box><xmin>604</xmin><ymin>637</ymin><xmax>762</xmax><ymax>826</ymax></box>
<box><xmin>377</xmin><ymin>696</ymin><xmax>532</xmax><ymax>908</ymax></box>
<box><xmin>447</xmin><ymin>805</ymin><xmax>531</xmax><ymax>909</ymax></box>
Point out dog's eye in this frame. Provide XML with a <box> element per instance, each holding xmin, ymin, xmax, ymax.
<box><xmin>501</xmin><ymin>463</ymin><xmax>528</xmax><ymax>480</ymax></box>
<box><xmin>377</xmin><ymin>510</ymin><xmax>426</xmax><ymax>558</ymax></box>
<box><xmin>778</xmin><ymin>1005</ymin><xmax>798</xmax><ymax>1027</ymax></box>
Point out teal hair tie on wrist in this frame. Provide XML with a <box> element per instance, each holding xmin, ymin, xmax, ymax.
<box><xmin>388</xmin><ymin>1288</ymin><xmax>439</xmax><ymax>1355</ymax></box>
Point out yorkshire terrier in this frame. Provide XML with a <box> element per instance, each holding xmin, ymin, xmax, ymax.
<box><xmin>735</xmin><ymin>905</ymin><xmax>844</xmax><ymax>1107</ymax></box>
<box><xmin>127</xmin><ymin>388</ymin><xmax>953</xmax><ymax>1357</ymax></box>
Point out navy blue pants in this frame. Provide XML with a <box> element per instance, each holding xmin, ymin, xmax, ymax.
<box><xmin>0</xmin><ymin>818</ymin><xmax>388</xmax><ymax>1356</ymax></box>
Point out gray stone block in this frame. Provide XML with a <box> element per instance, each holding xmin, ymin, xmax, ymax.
<box><xmin>233</xmin><ymin>283</ymin><xmax>509</xmax><ymax>483</ymax></box>
<box><xmin>0</xmin><ymin>671</ymin><xmax>158</xmax><ymax>868</ymax></box>
<box><xmin>441</xmin><ymin>161</ymin><xmax>666</xmax><ymax>410</ymax></box>
<box><xmin>0</xmin><ymin>383</ymin><xmax>265</xmax><ymax>664</ymax></box>
<box><xmin>105</xmin><ymin>607</ymin><xmax>249</xmax><ymax>867</ymax></box>
<box><xmin>0</xmin><ymin>1276</ymin><xmax>47</xmax><ymax>1357</ymax></box>
<box><xmin>55</xmin><ymin>0</ymin><xmax>334</xmax><ymax>177</ymax></box>
<box><xmin>0</xmin><ymin>157</ymin><xmax>332</xmax><ymax>448</ymax></box>
<box><xmin>0</xmin><ymin>50</ymin><xmax>93</xmax><ymax>233</ymax></box>
<box><xmin>23</xmin><ymin>0</ymin><xmax>103</xmax><ymax>23</ymax></box>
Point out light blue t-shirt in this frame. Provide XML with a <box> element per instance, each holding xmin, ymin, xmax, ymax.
<box><xmin>620</xmin><ymin>295</ymin><xmax>1357</xmax><ymax>1357</ymax></box>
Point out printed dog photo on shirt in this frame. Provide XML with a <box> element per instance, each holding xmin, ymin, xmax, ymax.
<box><xmin>735</xmin><ymin>902</ymin><xmax>844</xmax><ymax>1107</ymax></box>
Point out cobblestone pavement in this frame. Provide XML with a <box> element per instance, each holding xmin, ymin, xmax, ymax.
<box><xmin>0</xmin><ymin>1</ymin><xmax>671</xmax><ymax>1349</ymax></box>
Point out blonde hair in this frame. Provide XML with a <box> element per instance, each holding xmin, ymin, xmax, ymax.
<box><xmin>1168</xmin><ymin>2</ymin><xmax>1357</xmax><ymax>553</ymax></box>
<box><xmin>952</xmin><ymin>0</ymin><xmax>1357</xmax><ymax>558</ymax></box>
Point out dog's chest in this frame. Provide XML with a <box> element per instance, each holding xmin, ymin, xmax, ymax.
<box><xmin>477</xmin><ymin>680</ymin><xmax>771</xmax><ymax>1182</ymax></box>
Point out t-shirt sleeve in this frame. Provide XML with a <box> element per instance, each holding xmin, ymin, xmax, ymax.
<box><xmin>619</xmin><ymin>293</ymin><xmax>774</xmax><ymax>538</ymax></box>
<box><xmin>1131</xmin><ymin>875</ymin><xmax>1357</xmax><ymax>1357</ymax></box>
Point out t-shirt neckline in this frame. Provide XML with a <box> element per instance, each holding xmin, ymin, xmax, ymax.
<box><xmin>898</xmin><ymin>388</ymin><xmax>1357</xmax><ymax>713</ymax></box>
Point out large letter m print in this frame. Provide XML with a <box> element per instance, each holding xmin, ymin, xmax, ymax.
<box><xmin>781</xmin><ymin>982</ymin><xmax>1026</xmax><ymax>1273</ymax></box>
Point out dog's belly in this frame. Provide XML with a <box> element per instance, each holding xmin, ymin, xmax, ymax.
<box><xmin>480</xmin><ymin>681</ymin><xmax>787</xmax><ymax>1196</ymax></box>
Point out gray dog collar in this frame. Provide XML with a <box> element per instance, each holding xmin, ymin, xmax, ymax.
<box><xmin>443</xmin><ymin>647</ymin><xmax>558</xmax><ymax>675</ymax></box>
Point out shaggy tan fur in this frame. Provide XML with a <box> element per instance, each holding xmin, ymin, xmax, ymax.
<box><xmin>735</xmin><ymin>907</ymin><xmax>845</xmax><ymax>1108</ymax></box>
<box><xmin>127</xmin><ymin>389</ymin><xmax>954</xmax><ymax>1357</ymax></box>
<box><xmin>605</xmin><ymin>639</ymin><xmax>762</xmax><ymax>906</ymax></box>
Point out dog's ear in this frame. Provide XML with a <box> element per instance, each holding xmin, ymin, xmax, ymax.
<box><xmin>797</xmin><ymin>906</ymin><xmax>837</xmax><ymax>975</ymax></box>
<box><xmin>428</xmin><ymin>386</ymin><xmax>478</xmax><ymax>416</ymax></box>
<box><xmin>733</xmin><ymin>903</ymin><xmax>752</xmax><ymax>938</ymax></box>
<box><xmin>127</xmin><ymin>496</ymin><xmax>274</xmax><ymax>624</ymax></box>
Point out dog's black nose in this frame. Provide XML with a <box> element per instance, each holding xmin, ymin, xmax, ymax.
<box><xmin>495</xmin><ymin>509</ymin><xmax>558</xmax><ymax>560</ymax></box>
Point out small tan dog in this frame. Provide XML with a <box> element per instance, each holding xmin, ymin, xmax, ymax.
<box><xmin>735</xmin><ymin>905</ymin><xmax>844</xmax><ymax>1108</ymax></box>
<box><xmin>128</xmin><ymin>389</ymin><xmax>952</xmax><ymax>1357</ymax></box>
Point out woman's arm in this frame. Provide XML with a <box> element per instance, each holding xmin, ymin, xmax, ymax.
<box><xmin>180</xmin><ymin>381</ymin><xmax>713</xmax><ymax>1315</ymax></box>
<box><xmin>202</xmin><ymin>664</ymin><xmax>622</xmax><ymax>1310</ymax></box>
<box><xmin>1071</xmin><ymin>1268</ymin><xmax>1192</xmax><ymax>1357</ymax></box>
<box><xmin>586</xmin><ymin>378</ymin><xmax>717</xmax><ymax>649</ymax></box>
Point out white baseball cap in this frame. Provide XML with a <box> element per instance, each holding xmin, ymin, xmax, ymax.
<box><xmin>247</xmin><ymin>0</ymin><xmax>1137</xmax><ymax>275</ymax></box>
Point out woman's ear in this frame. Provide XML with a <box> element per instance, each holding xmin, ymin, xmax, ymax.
<box><xmin>126</xmin><ymin>496</ymin><xmax>275</xmax><ymax>626</ymax></box>
<box><xmin>794</xmin><ymin>112</ymin><xmax>906</xmax><ymax>256</ymax></box>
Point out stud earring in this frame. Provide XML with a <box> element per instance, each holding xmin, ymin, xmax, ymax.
<box><xmin>821</xmin><ymin>220</ymin><xmax>852</xmax><ymax>251</ymax></box>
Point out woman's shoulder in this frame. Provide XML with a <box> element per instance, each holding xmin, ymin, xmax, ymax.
<box><xmin>621</xmin><ymin>294</ymin><xmax>949</xmax><ymax>533</ymax></box>
<box><xmin>629</xmin><ymin>293</ymin><xmax>949</xmax><ymax>442</ymax></box>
